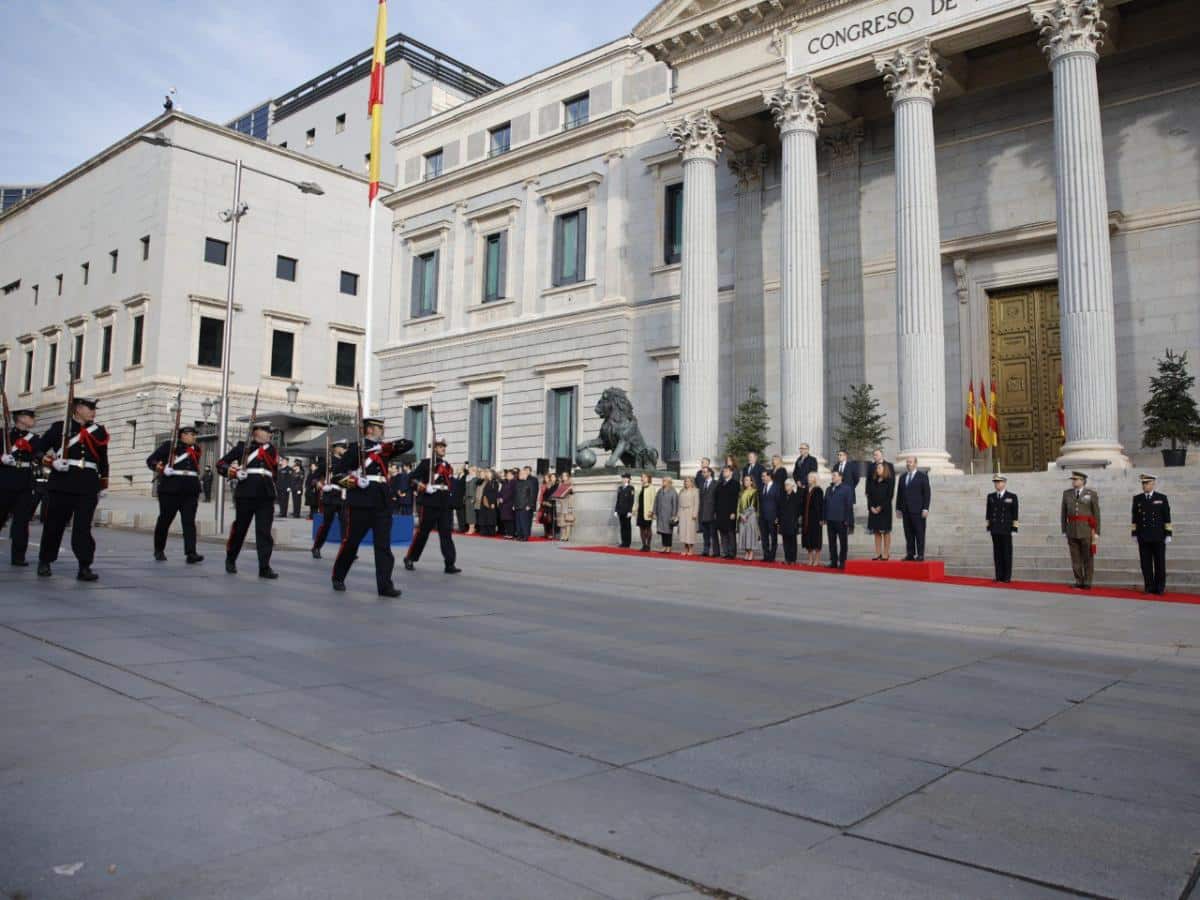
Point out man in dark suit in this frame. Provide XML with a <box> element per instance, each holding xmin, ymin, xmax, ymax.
<box><xmin>896</xmin><ymin>456</ymin><xmax>931</xmax><ymax>561</ymax></box>
<box><xmin>741</xmin><ymin>451</ymin><xmax>765</xmax><ymax>492</ymax></box>
<box><xmin>697</xmin><ymin>467</ymin><xmax>718</xmax><ymax>556</ymax></box>
<box><xmin>832</xmin><ymin>449</ymin><xmax>858</xmax><ymax>531</ymax></box>
<box><xmin>614</xmin><ymin>473</ymin><xmax>635</xmax><ymax>548</ymax></box>
<box><xmin>694</xmin><ymin>457</ymin><xmax>712</xmax><ymax>486</ymax></box>
<box><xmin>792</xmin><ymin>443</ymin><xmax>818</xmax><ymax>489</ymax></box>
<box><xmin>870</xmin><ymin>448</ymin><xmax>895</xmax><ymax>479</ymax></box>
<box><xmin>715</xmin><ymin>465</ymin><xmax>740</xmax><ymax>559</ymax></box>
<box><xmin>758</xmin><ymin>470</ymin><xmax>780</xmax><ymax>562</ymax></box>
<box><xmin>1132</xmin><ymin>473</ymin><xmax>1171</xmax><ymax>594</ymax></box>
<box><xmin>824</xmin><ymin>469</ymin><xmax>854</xmax><ymax>568</ymax></box>
<box><xmin>985</xmin><ymin>473</ymin><xmax>1018</xmax><ymax>582</ymax></box>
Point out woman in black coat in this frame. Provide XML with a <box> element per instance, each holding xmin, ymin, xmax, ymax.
<box><xmin>865</xmin><ymin>461</ymin><xmax>895</xmax><ymax>560</ymax></box>
<box><xmin>800</xmin><ymin>472</ymin><xmax>824</xmax><ymax>566</ymax></box>
<box><xmin>779</xmin><ymin>479</ymin><xmax>802</xmax><ymax>565</ymax></box>
<box><xmin>478</xmin><ymin>471</ymin><xmax>499</xmax><ymax>536</ymax></box>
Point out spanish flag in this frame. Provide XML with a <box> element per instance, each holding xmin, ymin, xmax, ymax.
<box><xmin>975</xmin><ymin>379</ymin><xmax>990</xmax><ymax>452</ymax></box>
<box><xmin>367</xmin><ymin>0</ymin><xmax>387</xmax><ymax>205</ymax></box>
<box><xmin>1057</xmin><ymin>373</ymin><xmax>1066</xmax><ymax>439</ymax></box>
<box><xmin>965</xmin><ymin>382</ymin><xmax>976</xmax><ymax>447</ymax></box>
<box><xmin>988</xmin><ymin>379</ymin><xmax>999</xmax><ymax>448</ymax></box>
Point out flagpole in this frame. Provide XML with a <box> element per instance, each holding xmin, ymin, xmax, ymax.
<box><xmin>364</xmin><ymin>198</ymin><xmax>378</xmax><ymax>414</ymax></box>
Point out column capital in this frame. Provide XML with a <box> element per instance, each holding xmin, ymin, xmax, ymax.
<box><xmin>1030</xmin><ymin>0</ymin><xmax>1107</xmax><ymax>64</ymax></box>
<box><xmin>875</xmin><ymin>39</ymin><xmax>943</xmax><ymax>105</ymax></box>
<box><xmin>727</xmin><ymin>146</ymin><xmax>769</xmax><ymax>191</ymax></box>
<box><xmin>667</xmin><ymin>110</ymin><xmax>726</xmax><ymax>163</ymax></box>
<box><xmin>764</xmin><ymin>76</ymin><xmax>827</xmax><ymax>137</ymax></box>
<box><xmin>820</xmin><ymin>120</ymin><xmax>865</xmax><ymax>167</ymax></box>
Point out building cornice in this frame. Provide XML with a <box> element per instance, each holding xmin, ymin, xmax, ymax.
<box><xmin>262</xmin><ymin>308</ymin><xmax>312</xmax><ymax>326</ymax></box>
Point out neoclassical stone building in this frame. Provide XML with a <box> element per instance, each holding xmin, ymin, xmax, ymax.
<box><xmin>378</xmin><ymin>0</ymin><xmax>1199</xmax><ymax>473</ymax></box>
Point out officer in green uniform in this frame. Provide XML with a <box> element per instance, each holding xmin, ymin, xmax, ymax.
<box><xmin>1060</xmin><ymin>471</ymin><xmax>1100</xmax><ymax>589</ymax></box>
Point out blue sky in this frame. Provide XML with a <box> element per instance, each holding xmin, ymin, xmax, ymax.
<box><xmin>0</xmin><ymin>0</ymin><xmax>653</xmax><ymax>184</ymax></box>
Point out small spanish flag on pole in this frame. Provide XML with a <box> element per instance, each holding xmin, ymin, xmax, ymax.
<box><xmin>1057</xmin><ymin>373</ymin><xmax>1066</xmax><ymax>439</ymax></box>
<box><xmin>975</xmin><ymin>379</ymin><xmax>990</xmax><ymax>453</ymax></box>
<box><xmin>965</xmin><ymin>382</ymin><xmax>977</xmax><ymax>450</ymax></box>
<box><xmin>362</xmin><ymin>0</ymin><xmax>387</xmax><ymax>413</ymax></box>
<box><xmin>988</xmin><ymin>379</ymin><xmax>999</xmax><ymax>448</ymax></box>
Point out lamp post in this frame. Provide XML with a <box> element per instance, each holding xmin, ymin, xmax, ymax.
<box><xmin>200</xmin><ymin>397</ymin><xmax>215</xmax><ymax>425</ymax></box>
<box><xmin>286</xmin><ymin>381</ymin><xmax>300</xmax><ymax>413</ymax></box>
<box><xmin>139</xmin><ymin>131</ymin><xmax>323</xmax><ymax>531</ymax></box>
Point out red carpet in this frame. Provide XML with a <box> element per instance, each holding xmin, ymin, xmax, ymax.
<box><xmin>459</xmin><ymin>532</ymin><xmax>554</xmax><ymax>543</ymax></box>
<box><xmin>566</xmin><ymin>545</ymin><xmax>1200</xmax><ymax>606</ymax></box>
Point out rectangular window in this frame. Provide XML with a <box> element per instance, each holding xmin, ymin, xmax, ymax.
<box><xmin>72</xmin><ymin>333</ymin><xmax>84</xmax><ymax>374</ymax></box>
<box><xmin>100</xmin><ymin>324</ymin><xmax>112</xmax><ymax>374</ymax></box>
<box><xmin>335</xmin><ymin>341</ymin><xmax>356</xmax><ymax>388</ymax></box>
<box><xmin>488</xmin><ymin>122</ymin><xmax>511</xmax><ymax>157</ymax></box>
<box><xmin>662</xmin><ymin>375</ymin><xmax>680</xmax><ymax>463</ymax></box>
<box><xmin>110</xmin><ymin>249</ymin><xmax>118</xmax><ymax>273</ymax></box>
<box><xmin>23</xmin><ymin>349</ymin><xmax>33</xmax><ymax>393</ymax></box>
<box><xmin>81</xmin><ymin>262</ymin><xmax>89</xmax><ymax>285</ymax></box>
<box><xmin>563</xmin><ymin>93</ymin><xmax>590</xmax><ymax>131</ymax></box>
<box><xmin>0</xmin><ymin>358</ymin><xmax>5</xmax><ymax>393</ymax></box>
<box><xmin>545</xmin><ymin>386</ymin><xmax>577</xmax><ymax>462</ymax></box>
<box><xmin>141</xmin><ymin>235</ymin><xmax>150</xmax><ymax>260</ymax></box>
<box><xmin>335</xmin><ymin>113</ymin><xmax>346</xmax><ymax>134</ymax></box>
<box><xmin>270</xmin><ymin>329</ymin><xmax>294</xmax><ymax>379</ymax></box>
<box><xmin>469</xmin><ymin>396</ymin><xmax>496</xmax><ymax>467</ymax></box>
<box><xmin>552</xmin><ymin>209</ymin><xmax>587</xmax><ymax>287</ymax></box>
<box><xmin>55</xmin><ymin>274</ymin><xmax>63</xmax><ymax>295</ymax></box>
<box><xmin>410</xmin><ymin>250</ymin><xmax>439</xmax><ymax>318</ymax></box>
<box><xmin>197</xmin><ymin>316</ymin><xmax>224</xmax><ymax>368</ymax></box>
<box><xmin>423</xmin><ymin>149</ymin><xmax>443</xmax><ymax>181</ymax></box>
<box><xmin>363</xmin><ymin>151</ymin><xmax>371</xmax><ymax>172</ymax></box>
<box><xmin>131</xmin><ymin>314</ymin><xmax>144</xmax><ymax>366</ymax></box>
<box><xmin>204</xmin><ymin>237</ymin><xmax>228</xmax><ymax>266</ymax></box>
<box><xmin>46</xmin><ymin>342</ymin><xmax>57</xmax><ymax>388</ymax></box>
<box><xmin>305</xmin><ymin>128</ymin><xmax>316</xmax><ymax>147</ymax></box>
<box><xmin>340</xmin><ymin>270</ymin><xmax>359</xmax><ymax>296</ymax></box>
<box><xmin>276</xmin><ymin>255</ymin><xmax>298</xmax><ymax>282</ymax></box>
<box><xmin>404</xmin><ymin>406</ymin><xmax>427</xmax><ymax>458</ymax></box>
<box><xmin>664</xmin><ymin>183</ymin><xmax>684</xmax><ymax>265</ymax></box>
<box><xmin>482</xmin><ymin>231</ymin><xmax>507</xmax><ymax>302</ymax></box>
<box><xmin>32</xmin><ymin>284</ymin><xmax>38</xmax><ymax>306</ymax></box>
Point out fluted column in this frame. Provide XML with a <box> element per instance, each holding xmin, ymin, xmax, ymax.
<box><xmin>766</xmin><ymin>76</ymin><xmax>826</xmax><ymax>465</ymax></box>
<box><xmin>727</xmin><ymin>147</ymin><xmax>767</xmax><ymax>410</ymax></box>
<box><xmin>876</xmin><ymin>39</ymin><xmax>957</xmax><ymax>472</ymax></box>
<box><xmin>1031</xmin><ymin>0</ymin><xmax>1128</xmax><ymax>467</ymax></box>
<box><xmin>668</xmin><ymin>111</ymin><xmax>725</xmax><ymax>469</ymax></box>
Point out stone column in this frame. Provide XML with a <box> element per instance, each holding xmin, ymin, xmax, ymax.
<box><xmin>727</xmin><ymin>147</ymin><xmax>767</xmax><ymax>411</ymax></box>
<box><xmin>876</xmin><ymin>39</ymin><xmax>957</xmax><ymax>472</ymax></box>
<box><xmin>766</xmin><ymin>77</ymin><xmax>826</xmax><ymax>465</ymax></box>
<box><xmin>1031</xmin><ymin>0</ymin><xmax>1128</xmax><ymax>467</ymax></box>
<box><xmin>668</xmin><ymin>111</ymin><xmax>725</xmax><ymax>469</ymax></box>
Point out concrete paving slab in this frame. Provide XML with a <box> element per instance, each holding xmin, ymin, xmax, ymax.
<box><xmin>127</xmin><ymin>657</ymin><xmax>295</xmax><ymax>698</ymax></box>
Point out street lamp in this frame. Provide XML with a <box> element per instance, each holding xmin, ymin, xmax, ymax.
<box><xmin>200</xmin><ymin>397</ymin><xmax>215</xmax><ymax>425</ymax></box>
<box><xmin>286</xmin><ymin>381</ymin><xmax>300</xmax><ymax>412</ymax></box>
<box><xmin>140</xmin><ymin>130</ymin><xmax>324</xmax><ymax>531</ymax></box>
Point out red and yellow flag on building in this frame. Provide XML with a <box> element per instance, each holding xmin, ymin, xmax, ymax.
<box><xmin>964</xmin><ymin>382</ymin><xmax>976</xmax><ymax>447</ymax></box>
<box><xmin>367</xmin><ymin>0</ymin><xmax>388</xmax><ymax>205</ymax></box>
<box><xmin>988</xmin><ymin>379</ymin><xmax>999</xmax><ymax>448</ymax></box>
<box><xmin>1057</xmin><ymin>373</ymin><xmax>1066</xmax><ymax>439</ymax></box>
<box><xmin>975</xmin><ymin>379</ymin><xmax>990</xmax><ymax>452</ymax></box>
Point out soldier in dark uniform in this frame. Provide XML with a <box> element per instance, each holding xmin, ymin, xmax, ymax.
<box><xmin>985</xmin><ymin>473</ymin><xmax>1019</xmax><ymax>582</ymax></box>
<box><xmin>311</xmin><ymin>438</ymin><xmax>349</xmax><ymax>559</ymax></box>
<box><xmin>403</xmin><ymin>437</ymin><xmax>461</xmax><ymax>574</ymax></box>
<box><xmin>35</xmin><ymin>397</ymin><xmax>109</xmax><ymax>581</ymax></box>
<box><xmin>1060</xmin><ymin>471</ymin><xmax>1101</xmax><ymax>589</ymax></box>
<box><xmin>145</xmin><ymin>425</ymin><xmax>204</xmax><ymax>564</ymax></box>
<box><xmin>1132</xmin><ymin>473</ymin><xmax>1172</xmax><ymax>595</ymax></box>
<box><xmin>614</xmin><ymin>472</ymin><xmax>635</xmax><ymax>548</ymax></box>
<box><xmin>331</xmin><ymin>418</ymin><xmax>413</xmax><ymax>596</ymax></box>
<box><xmin>0</xmin><ymin>408</ymin><xmax>39</xmax><ymax>566</ymax></box>
<box><xmin>216</xmin><ymin>420</ymin><xmax>279</xmax><ymax>579</ymax></box>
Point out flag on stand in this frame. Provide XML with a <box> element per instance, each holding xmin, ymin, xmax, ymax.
<box><xmin>965</xmin><ymin>382</ymin><xmax>977</xmax><ymax>448</ymax></box>
<box><xmin>367</xmin><ymin>0</ymin><xmax>388</xmax><ymax>205</ymax></box>
<box><xmin>975</xmin><ymin>379</ymin><xmax>990</xmax><ymax>452</ymax></box>
<box><xmin>1057</xmin><ymin>373</ymin><xmax>1066</xmax><ymax>439</ymax></box>
<box><xmin>988</xmin><ymin>379</ymin><xmax>999</xmax><ymax>448</ymax></box>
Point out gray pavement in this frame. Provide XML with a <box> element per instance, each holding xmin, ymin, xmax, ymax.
<box><xmin>2</xmin><ymin>524</ymin><xmax>1200</xmax><ymax>900</ymax></box>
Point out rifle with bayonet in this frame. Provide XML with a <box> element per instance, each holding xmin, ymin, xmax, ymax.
<box><xmin>160</xmin><ymin>383</ymin><xmax>183</xmax><ymax>481</ymax></box>
<box><xmin>0</xmin><ymin>374</ymin><xmax>10</xmax><ymax>457</ymax></box>
<box><xmin>339</xmin><ymin>384</ymin><xmax>365</xmax><ymax>489</ymax></box>
<box><xmin>234</xmin><ymin>388</ymin><xmax>261</xmax><ymax>477</ymax></box>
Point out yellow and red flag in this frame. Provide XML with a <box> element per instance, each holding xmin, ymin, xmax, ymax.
<box><xmin>975</xmin><ymin>379</ymin><xmax>990</xmax><ymax>452</ymax></box>
<box><xmin>1057</xmin><ymin>373</ymin><xmax>1066</xmax><ymax>439</ymax></box>
<box><xmin>367</xmin><ymin>0</ymin><xmax>388</xmax><ymax>205</ymax></box>
<box><xmin>988</xmin><ymin>380</ymin><xmax>999</xmax><ymax>448</ymax></box>
<box><xmin>964</xmin><ymin>382</ymin><xmax>976</xmax><ymax>447</ymax></box>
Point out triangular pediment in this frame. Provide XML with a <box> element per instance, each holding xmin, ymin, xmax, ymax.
<box><xmin>634</xmin><ymin>0</ymin><xmax>813</xmax><ymax>61</ymax></box>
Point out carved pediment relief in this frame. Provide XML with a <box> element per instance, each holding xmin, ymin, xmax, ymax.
<box><xmin>634</xmin><ymin>0</ymin><xmax>819</xmax><ymax>63</ymax></box>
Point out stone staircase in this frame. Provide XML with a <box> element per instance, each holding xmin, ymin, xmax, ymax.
<box><xmin>845</xmin><ymin>468</ymin><xmax>1200</xmax><ymax>591</ymax></box>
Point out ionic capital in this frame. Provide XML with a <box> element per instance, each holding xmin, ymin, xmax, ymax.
<box><xmin>764</xmin><ymin>76</ymin><xmax>827</xmax><ymax>137</ymax></box>
<box><xmin>667</xmin><ymin>110</ymin><xmax>726</xmax><ymax>163</ymax></box>
<box><xmin>875</xmin><ymin>39</ymin><xmax>943</xmax><ymax>105</ymax></box>
<box><xmin>1030</xmin><ymin>0</ymin><xmax>1107</xmax><ymax>64</ymax></box>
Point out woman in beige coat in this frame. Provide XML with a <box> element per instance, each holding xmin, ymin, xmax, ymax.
<box><xmin>677</xmin><ymin>476</ymin><xmax>700</xmax><ymax>556</ymax></box>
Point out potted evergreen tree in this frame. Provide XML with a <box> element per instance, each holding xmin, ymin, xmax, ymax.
<box><xmin>1142</xmin><ymin>349</ymin><xmax>1200</xmax><ymax>467</ymax></box>
<box><xmin>723</xmin><ymin>386</ymin><xmax>770</xmax><ymax>465</ymax></box>
<box><xmin>834</xmin><ymin>384</ymin><xmax>890</xmax><ymax>478</ymax></box>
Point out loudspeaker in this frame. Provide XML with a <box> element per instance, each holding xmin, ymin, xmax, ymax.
<box><xmin>555</xmin><ymin>456</ymin><xmax>572</xmax><ymax>475</ymax></box>
<box><xmin>536</xmin><ymin>458</ymin><xmax>550</xmax><ymax>476</ymax></box>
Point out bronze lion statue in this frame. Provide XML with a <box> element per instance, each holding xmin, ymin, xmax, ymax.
<box><xmin>576</xmin><ymin>387</ymin><xmax>660</xmax><ymax>470</ymax></box>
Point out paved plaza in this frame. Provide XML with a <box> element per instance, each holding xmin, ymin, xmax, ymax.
<box><xmin>2</xmin><ymin>526</ymin><xmax>1200</xmax><ymax>899</ymax></box>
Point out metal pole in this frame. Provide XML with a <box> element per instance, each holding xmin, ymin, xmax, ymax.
<box><xmin>363</xmin><ymin>197</ymin><xmax>379</xmax><ymax>414</ymax></box>
<box><xmin>214</xmin><ymin>159</ymin><xmax>243</xmax><ymax>532</ymax></box>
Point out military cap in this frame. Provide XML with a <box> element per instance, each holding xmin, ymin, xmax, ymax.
<box><xmin>73</xmin><ymin>397</ymin><xmax>98</xmax><ymax>410</ymax></box>
<box><xmin>332</xmin><ymin>438</ymin><xmax>349</xmax><ymax>448</ymax></box>
<box><xmin>251</xmin><ymin>420</ymin><xmax>273</xmax><ymax>430</ymax></box>
<box><xmin>434</xmin><ymin>437</ymin><xmax>447</xmax><ymax>446</ymax></box>
<box><xmin>178</xmin><ymin>425</ymin><xmax>198</xmax><ymax>435</ymax></box>
<box><xmin>992</xmin><ymin>473</ymin><xmax>1007</xmax><ymax>482</ymax></box>
<box><xmin>1140</xmin><ymin>473</ymin><xmax>1158</xmax><ymax>483</ymax></box>
<box><xmin>11</xmin><ymin>408</ymin><xmax>36</xmax><ymax>419</ymax></box>
<box><xmin>363</xmin><ymin>417</ymin><xmax>385</xmax><ymax>429</ymax></box>
<box><xmin>1070</xmin><ymin>471</ymin><xmax>1088</xmax><ymax>482</ymax></box>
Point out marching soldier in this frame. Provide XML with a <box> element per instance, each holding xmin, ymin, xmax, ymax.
<box><xmin>35</xmin><ymin>397</ymin><xmax>109</xmax><ymax>581</ymax></box>
<box><xmin>311</xmin><ymin>438</ymin><xmax>349</xmax><ymax>559</ymax></box>
<box><xmin>1060</xmin><ymin>471</ymin><xmax>1101</xmax><ymax>590</ymax></box>
<box><xmin>0</xmin><ymin>408</ymin><xmax>39</xmax><ymax>566</ymax></box>
<box><xmin>403</xmin><ymin>437</ymin><xmax>461</xmax><ymax>574</ymax></box>
<box><xmin>146</xmin><ymin>425</ymin><xmax>204</xmax><ymax>564</ymax></box>
<box><xmin>985</xmin><ymin>473</ymin><xmax>1019</xmax><ymax>582</ymax></box>
<box><xmin>331</xmin><ymin>418</ymin><xmax>413</xmax><ymax>596</ymax></box>
<box><xmin>216</xmin><ymin>420</ymin><xmax>279</xmax><ymax>579</ymax></box>
<box><xmin>1132</xmin><ymin>473</ymin><xmax>1172</xmax><ymax>595</ymax></box>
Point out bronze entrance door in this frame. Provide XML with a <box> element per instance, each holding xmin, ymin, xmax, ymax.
<box><xmin>988</xmin><ymin>284</ymin><xmax>1063</xmax><ymax>473</ymax></box>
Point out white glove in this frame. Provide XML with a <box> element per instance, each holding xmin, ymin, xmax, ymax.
<box><xmin>613</xmin><ymin>510</ymin><xmax>619</xmax><ymax>518</ymax></box>
<box><xmin>52</xmin><ymin>458</ymin><xmax>70</xmax><ymax>472</ymax></box>
<box><xmin>1166</xmin><ymin>536</ymin><xmax>1172</xmax><ymax>544</ymax></box>
<box><xmin>356</xmin><ymin>475</ymin><xmax>370</xmax><ymax>489</ymax></box>
<box><xmin>0</xmin><ymin>453</ymin><xmax>14</xmax><ymax>465</ymax></box>
<box><xmin>425</xmin><ymin>483</ymin><xmax>438</xmax><ymax>494</ymax></box>
<box><xmin>236</xmin><ymin>469</ymin><xmax>248</xmax><ymax>481</ymax></box>
<box><xmin>163</xmin><ymin>466</ymin><xmax>176</xmax><ymax>477</ymax></box>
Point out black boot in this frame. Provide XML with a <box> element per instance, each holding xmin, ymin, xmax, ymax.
<box><xmin>444</xmin><ymin>565</ymin><xmax>462</xmax><ymax>575</ymax></box>
<box><xmin>259</xmin><ymin>568</ymin><xmax>279</xmax><ymax>580</ymax></box>
<box><xmin>186</xmin><ymin>554</ymin><xmax>204</xmax><ymax>564</ymax></box>
<box><xmin>154</xmin><ymin>551</ymin><xmax>168</xmax><ymax>562</ymax></box>
<box><xmin>331</xmin><ymin>579</ymin><xmax>346</xmax><ymax>592</ymax></box>
<box><xmin>225</xmin><ymin>559</ymin><xmax>237</xmax><ymax>574</ymax></box>
<box><xmin>77</xmin><ymin>567</ymin><xmax>99</xmax><ymax>582</ymax></box>
<box><xmin>11</xmin><ymin>559</ymin><xmax>28</xmax><ymax>567</ymax></box>
<box><xmin>403</xmin><ymin>558</ymin><xmax>414</xmax><ymax>571</ymax></box>
<box><xmin>37</xmin><ymin>562</ymin><xmax>51</xmax><ymax>577</ymax></box>
<box><xmin>311</xmin><ymin>547</ymin><xmax>321</xmax><ymax>559</ymax></box>
<box><xmin>378</xmin><ymin>585</ymin><xmax>401</xmax><ymax>598</ymax></box>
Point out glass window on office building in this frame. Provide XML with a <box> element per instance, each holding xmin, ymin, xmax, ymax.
<box><xmin>483</xmin><ymin>232</ymin><xmax>507</xmax><ymax>302</ymax></box>
<box><xmin>197</xmin><ymin>316</ymin><xmax>223</xmax><ymax>368</ymax></box>
<box><xmin>270</xmin><ymin>330</ymin><xmax>294</xmax><ymax>379</ymax></box>
<box><xmin>662</xmin><ymin>375</ymin><xmax>680</xmax><ymax>464</ymax></box>
<box><xmin>23</xmin><ymin>349</ymin><xmax>34</xmax><ymax>393</ymax></box>
<box><xmin>410</xmin><ymin>251</ymin><xmax>438</xmax><ymax>318</ymax></box>
<box><xmin>109</xmin><ymin>249</ymin><xmax>118</xmax><ymax>274</ymax></box>
<box><xmin>424</xmin><ymin>149</ymin><xmax>444</xmax><ymax>181</ymax></box>
<box><xmin>552</xmin><ymin>209</ymin><xmax>587</xmax><ymax>287</ymax></box>
<box><xmin>335</xmin><ymin>341</ymin><xmax>356</xmax><ymax>388</ymax></box>
<box><xmin>469</xmin><ymin>397</ymin><xmax>496</xmax><ymax>467</ymax></box>
<box><xmin>335</xmin><ymin>113</ymin><xmax>346</xmax><ymax>134</ymax></box>
<box><xmin>489</xmin><ymin>122</ymin><xmax>511</xmax><ymax>157</ymax></box>
<box><xmin>45</xmin><ymin>341</ymin><xmax>58</xmax><ymax>388</ymax></box>
<box><xmin>545</xmin><ymin>387</ymin><xmax>577</xmax><ymax>463</ymax></box>
<box><xmin>204</xmin><ymin>237</ymin><xmax>228</xmax><ymax>266</ymax></box>
<box><xmin>276</xmin><ymin>255</ymin><xmax>298</xmax><ymax>282</ymax></box>
<box><xmin>664</xmin><ymin>183</ymin><xmax>684</xmax><ymax>265</ymax></box>
<box><xmin>563</xmin><ymin>93</ymin><xmax>589</xmax><ymax>131</ymax></box>
<box><xmin>404</xmin><ymin>406</ymin><xmax>427</xmax><ymax>457</ymax></box>
<box><xmin>340</xmin><ymin>271</ymin><xmax>359</xmax><ymax>296</ymax></box>
<box><xmin>71</xmin><ymin>334</ymin><xmax>84</xmax><ymax>374</ymax></box>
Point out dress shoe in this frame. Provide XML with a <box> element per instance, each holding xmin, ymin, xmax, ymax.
<box><xmin>378</xmin><ymin>586</ymin><xmax>402</xmax><ymax>598</ymax></box>
<box><xmin>403</xmin><ymin>558</ymin><xmax>414</xmax><ymax>571</ymax></box>
<box><xmin>154</xmin><ymin>551</ymin><xmax>168</xmax><ymax>562</ymax></box>
<box><xmin>37</xmin><ymin>562</ymin><xmax>51</xmax><ymax>577</ymax></box>
<box><xmin>331</xmin><ymin>579</ymin><xmax>346</xmax><ymax>592</ymax></box>
<box><xmin>77</xmin><ymin>567</ymin><xmax>99</xmax><ymax>582</ymax></box>
<box><xmin>225</xmin><ymin>560</ymin><xmax>237</xmax><ymax>574</ymax></box>
<box><xmin>902</xmin><ymin>556</ymin><xmax>915</xmax><ymax>562</ymax></box>
<box><xmin>259</xmin><ymin>568</ymin><xmax>279</xmax><ymax>580</ymax></box>
<box><xmin>915</xmin><ymin>556</ymin><xmax>925</xmax><ymax>562</ymax></box>
<box><xmin>826</xmin><ymin>563</ymin><xmax>839</xmax><ymax>569</ymax></box>
<box><xmin>444</xmin><ymin>566</ymin><xmax>462</xmax><ymax>575</ymax></box>
<box><xmin>311</xmin><ymin>548</ymin><xmax>321</xmax><ymax>560</ymax></box>
<box><xmin>186</xmin><ymin>554</ymin><xmax>204</xmax><ymax>564</ymax></box>
<box><xmin>11</xmin><ymin>559</ymin><xmax>28</xmax><ymax>567</ymax></box>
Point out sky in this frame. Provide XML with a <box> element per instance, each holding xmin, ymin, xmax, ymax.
<box><xmin>0</xmin><ymin>0</ymin><xmax>653</xmax><ymax>184</ymax></box>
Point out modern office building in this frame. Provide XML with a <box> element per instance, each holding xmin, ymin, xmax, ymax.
<box><xmin>376</xmin><ymin>0</ymin><xmax>1198</xmax><ymax>473</ymax></box>
<box><xmin>0</xmin><ymin>186</ymin><xmax>41</xmax><ymax>213</ymax></box>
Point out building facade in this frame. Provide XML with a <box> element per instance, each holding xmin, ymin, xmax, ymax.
<box><xmin>377</xmin><ymin>0</ymin><xmax>1199</xmax><ymax>473</ymax></box>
